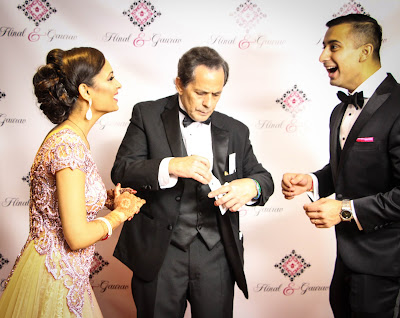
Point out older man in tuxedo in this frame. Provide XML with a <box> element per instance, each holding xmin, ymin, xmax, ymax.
<box><xmin>282</xmin><ymin>14</ymin><xmax>400</xmax><ymax>318</ymax></box>
<box><xmin>112</xmin><ymin>46</ymin><xmax>274</xmax><ymax>318</ymax></box>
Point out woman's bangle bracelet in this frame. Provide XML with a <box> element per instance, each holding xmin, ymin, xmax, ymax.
<box><xmin>97</xmin><ymin>217</ymin><xmax>112</xmax><ymax>240</ymax></box>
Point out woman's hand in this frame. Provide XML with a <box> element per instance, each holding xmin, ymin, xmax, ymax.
<box><xmin>114</xmin><ymin>191</ymin><xmax>146</xmax><ymax>221</ymax></box>
<box><xmin>106</xmin><ymin>183</ymin><xmax>145</xmax><ymax>222</ymax></box>
<box><xmin>105</xmin><ymin>184</ymin><xmax>137</xmax><ymax>210</ymax></box>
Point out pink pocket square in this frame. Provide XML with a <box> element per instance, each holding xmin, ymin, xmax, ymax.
<box><xmin>356</xmin><ymin>137</ymin><xmax>374</xmax><ymax>142</ymax></box>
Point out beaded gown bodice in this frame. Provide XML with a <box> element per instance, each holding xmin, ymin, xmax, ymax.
<box><xmin>12</xmin><ymin>128</ymin><xmax>106</xmax><ymax>317</ymax></box>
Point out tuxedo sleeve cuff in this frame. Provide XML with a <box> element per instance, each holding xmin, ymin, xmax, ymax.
<box><xmin>306</xmin><ymin>173</ymin><xmax>320</xmax><ymax>202</ymax></box>
<box><xmin>158</xmin><ymin>157</ymin><xmax>178</xmax><ymax>189</ymax></box>
<box><xmin>351</xmin><ymin>200</ymin><xmax>363</xmax><ymax>230</ymax></box>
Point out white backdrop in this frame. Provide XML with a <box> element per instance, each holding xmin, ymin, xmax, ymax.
<box><xmin>1</xmin><ymin>0</ymin><xmax>400</xmax><ymax>317</ymax></box>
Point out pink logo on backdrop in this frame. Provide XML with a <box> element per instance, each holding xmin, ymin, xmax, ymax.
<box><xmin>17</xmin><ymin>0</ymin><xmax>57</xmax><ymax>26</ymax></box>
<box><xmin>123</xmin><ymin>1</ymin><xmax>162</xmax><ymax>31</ymax></box>
<box><xmin>275</xmin><ymin>250</ymin><xmax>311</xmax><ymax>282</ymax></box>
<box><xmin>276</xmin><ymin>85</ymin><xmax>309</xmax><ymax>117</ymax></box>
<box><xmin>254</xmin><ymin>250</ymin><xmax>328</xmax><ymax>297</ymax></box>
<box><xmin>333</xmin><ymin>0</ymin><xmax>367</xmax><ymax>17</ymax></box>
<box><xmin>231</xmin><ymin>0</ymin><xmax>267</xmax><ymax>33</ymax></box>
<box><xmin>90</xmin><ymin>252</ymin><xmax>109</xmax><ymax>279</ymax></box>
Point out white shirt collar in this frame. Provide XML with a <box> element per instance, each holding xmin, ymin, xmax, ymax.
<box><xmin>351</xmin><ymin>68</ymin><xmax>386</xmax><ymax>98</ymax></box>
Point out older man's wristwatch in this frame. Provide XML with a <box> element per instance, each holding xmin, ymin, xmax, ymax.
<box><xmin>340</xmin><ymin>199</ymin><xmax>353</xmax><ymax>222</ymax></box>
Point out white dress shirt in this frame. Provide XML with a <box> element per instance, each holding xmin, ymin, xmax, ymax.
<box><xmin>158</xmin><ymin>97</ymin><xmax>213</xmax><ymax>189</ymax></box>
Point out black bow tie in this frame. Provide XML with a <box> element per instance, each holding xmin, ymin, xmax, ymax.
<box><xmin>337</xmin><ymin>91</ymin><xmax>365</xmax><ymax>109</ymax></box>
<box><xmin>179</xmin><ymin>108</ymin><xmax>211</xmax><ymax>127</ymax></box>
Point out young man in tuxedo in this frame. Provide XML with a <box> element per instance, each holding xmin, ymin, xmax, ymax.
<box><xmin>282</xmin><ymin>14</ymin><xmax>400</xmax><ymax>318</ymax></box>
<box><xmin>112</xmin><ymin>46</ymin><xmax>274</xmax><ymax>318</ymax></box>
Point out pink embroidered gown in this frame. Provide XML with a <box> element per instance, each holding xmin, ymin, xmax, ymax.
<box><xmin>0</xmin><ymin>128</ymin><xmax>106</xmax><ymax>318</ymax></box>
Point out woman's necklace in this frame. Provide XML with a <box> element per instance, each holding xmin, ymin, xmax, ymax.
<box><xmin>66</xmin><ymin>119</ymin><xmax>90</xmax><ymax>147</ymax></box>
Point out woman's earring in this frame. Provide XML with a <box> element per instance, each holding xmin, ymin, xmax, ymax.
<box><xmin>86</xmin><ymin>99</ymin><xmax>93</xmax><ymax>120</ymax></box>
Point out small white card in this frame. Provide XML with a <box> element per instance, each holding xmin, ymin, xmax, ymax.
<box><xmin>229</xmin><ymin>153</ymin><xmax>236</xmax><ymax>174</ymax></box>
<box><xmin>208</xmin><ymin>174</ymin><xmax>228</xmax><ymax>215</ymax></box>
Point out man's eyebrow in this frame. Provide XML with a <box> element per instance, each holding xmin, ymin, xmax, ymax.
<box><xmin>195</xmin><ymin>89</ymin><xmax>222</xmax><ymax>94</ymax></box>
<box><xmin>324</xmin><ymin>39</ymin><xmax>341</xmax><ymax>46</ymax></box>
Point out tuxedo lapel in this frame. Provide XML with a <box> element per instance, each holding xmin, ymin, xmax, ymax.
<box><xmin>161</xmin><ymin>95</ymin><xmax>185</xmax><ymax>157</ymax></box>
<box><xmin>211</xmin><ymin>118</ymin><xmax>229</xmax><ymax>182</ymax></box>
<box><xmin>337</xmin><ymin>74</ymin><xmax>395</xmax><ymax>176</ymax></box>
<box><xmin>210</xmin><ymin>116</ymin><xmax>248</xmax><ymax>298</ymax></box>
<box><xmin>330</xmin><ymin>103</ymin><xmax>347</xmax><ymax>182</ymax></box>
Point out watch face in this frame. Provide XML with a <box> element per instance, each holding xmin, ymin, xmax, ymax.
<box><xmin>341</xmin><ymin>210</ymin><xmax>352</xmax><ymax>219</ymax></box>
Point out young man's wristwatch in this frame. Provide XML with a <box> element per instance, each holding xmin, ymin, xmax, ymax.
<box><xmin>340</xmin><ymin>199</ymin><xmax>353</xmax><ymax>222</ymax></box>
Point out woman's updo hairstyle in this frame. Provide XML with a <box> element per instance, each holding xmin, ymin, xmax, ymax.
<box><xmin>33</xmin><ymin>47</ymin><xmax>105</xmax><ymax>124</ymax></box>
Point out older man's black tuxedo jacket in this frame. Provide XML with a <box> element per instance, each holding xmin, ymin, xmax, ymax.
<box><xmin>111</xmin><ymin>94</ymin><xmax>274</xmax><ymax>298</ymax></box>
<box><xmin>314</xmin><ymin>73</ymin><xmax>400</xmax><ymax>276</ymax></box>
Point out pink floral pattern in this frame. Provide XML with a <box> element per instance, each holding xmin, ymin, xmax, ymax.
<box><xmin>7</xmin><ymin>129</ymin><xmax>106</xmax><ymax>318</ymax></box>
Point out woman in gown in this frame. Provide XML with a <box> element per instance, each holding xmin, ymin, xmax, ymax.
<box><xmin>0</xmin><ymin>47</ymin><xmax>145</xmax><ymax>318</ymax></box>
